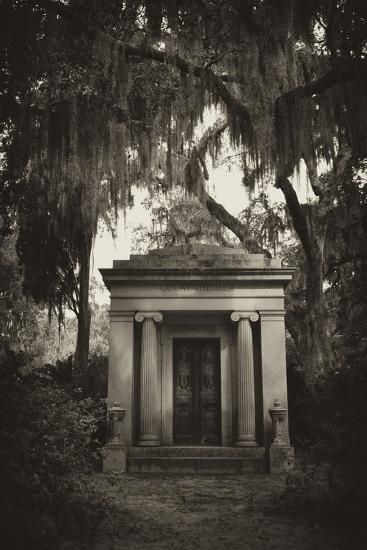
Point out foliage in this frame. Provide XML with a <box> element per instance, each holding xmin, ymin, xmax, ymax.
<box><xmin>0</xmin><ymin>349</ymin><xmax>107</xmax><ymax>549</ymax></box>
<box><xmin>239</xmin><ymin>191</ymin><xmax>291</xmax><ymax>257</ymax></box>
<box><xmin>284</xmin><ymin>167</ymin><xmax>367</xmax><ymax>526</ymax></box>
<box><xmin>1</xmin><ymin>0</ymin><xmax>366</xmax><ymax>375</ymax></box>
<box><xmin>0</xmin><ymin>232</ymin><xmax>49</xmax><ymax>355</ymax></box>
<box><xmin>2</xmin><ymin>0</ymin><xmax>366</xmax><ymax>269</ymax></box>
<box><xmin>0</xmin><ymin>234</ymin><xmax>108</xmax><ymax>542</ymax></box>
<box><xmin>0</xmin><ymin>3</ymin><xmax>367</xmax><ymax>533</ymax></box>
<box><xmin>131</xmin><ymin>182</ymin><xmax>229</xmax><ymax>253</ymax></box>
<box><xmin>39</xmin><ymin>281</ymin><xmax>109</xmax><ymax>366</ymax></box>
<box><xmin>0</xmin><ymin>232</ymin><xmax>108</xmax><ymax>371</ymax></box>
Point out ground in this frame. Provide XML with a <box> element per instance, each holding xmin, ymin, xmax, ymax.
<box><xmin>61</xmin><ymin>473</ymin><xmax>365</xmax><ymax>550</ymax></box>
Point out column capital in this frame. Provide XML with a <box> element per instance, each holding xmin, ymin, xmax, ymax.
<box><xmin>231</xmin><ymin>311</ymin><xmax>259</xmax><ymax>323</ymax></box>
<box><xmin>135</xmin><ymin>311</ymin><xmax>163</xmax><ymax>324</ymax></box>
<box><xmin>259</xmin><ymin>310</ymin><xmax>286</xmax><ymax>322</ymax></box>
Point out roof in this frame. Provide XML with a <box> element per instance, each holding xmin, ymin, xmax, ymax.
<box><xmin>99</xmin><ymin>244</ymin><xmax>296</xmax><ymax>290</ymax></box>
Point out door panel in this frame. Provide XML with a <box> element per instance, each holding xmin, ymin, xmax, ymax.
<box><xmin>173</xmin><ymin>339</ymin><xmax>221</xmax><ymax>445</ymax></box>
<box><xmin>174</xmin><ymin>344</ymin><xmax>193</xmax><ymax>444</ymax></box>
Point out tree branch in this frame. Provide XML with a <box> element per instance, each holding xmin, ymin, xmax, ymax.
<box><xmin>205</xmin><ymin>48</ymin><xmax>244</xmax><ymax>69</ymax></box>
<box><xmin>303</xmin><ymin>155</ymin><xmax>323</xmax><ymax>197</ymax></box>
<box><xmin>183</xmin><ymin>119</ymin><xmax>269</xmax><ymax>255</ymax></box>
<box><xmin>204</xmin><ymin>193</ymin><xmax>270</xmax><ymax>256</ymax></box>
<box><xmin>43</xmin><ymin>1</ymin><xmax>253</xmax><ymax>141</ymax></box>
<box><xmin>124</xmin><ymin>43</ymin><xmax>253</xmax><ymax>138</ymax></box>
<box><xmin>275</xmin><ymin>175</ymin><xmax>312</xmax><ymax>262</ymax></box>
<box><xmin>195</xmin><ymin>120</ymin><xmax>229</xmax><ymax>155</ymax></box>
<box><xmin>276</xmin><ymin>61</ymin><xmax>367</xmax><ymax>105</ymax></box>
<box><xmin>44</xmin><ymin>1</ymin><xmax>366</xmax><ymax>144</ymax></box>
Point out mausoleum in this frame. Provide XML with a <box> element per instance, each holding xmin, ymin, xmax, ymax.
<box><xmin>100</xmin><ymin>244</ymin><xmax>295</xmax><ymax>474</ymax></box>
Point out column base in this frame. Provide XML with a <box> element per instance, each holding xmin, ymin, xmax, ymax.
<box><xmin>137</xmin><ymin>436</ymin><xmax>160</xmax><ymax>447</ymax></box>
<box><xmin>235</xmin><ymin>437</ymin><xmax>257</xmax><ymax>447</ymax></box>
<box><xmin>103</xmin><ymin>443</ymin><xmax>127</xmax><ymax>473</ymax></box>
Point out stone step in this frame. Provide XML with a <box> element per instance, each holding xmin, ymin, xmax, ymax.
<box><xmin>127</xmin><ymin>456</ymin><xmax>267</xmax><ymax>474</ymax></box>
<box><xmin>129</xmin><ymin>446</ymin><xmax>266</xmax><ymax>458</ymax></box>
<box><xmin>127</xmin><ymin>447</ymin><xmax>268</xmax><ymax>474</ymax></box>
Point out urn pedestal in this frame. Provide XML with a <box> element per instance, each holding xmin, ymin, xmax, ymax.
<box><xmin>268</xmin><ymin>400</ymin><xmax>294</xmax><ymax>474</ymax></box>
<box><xmin>103</xmin><ymin>403</ymin><xmax>127</xmax><ymax>473</ymax></box>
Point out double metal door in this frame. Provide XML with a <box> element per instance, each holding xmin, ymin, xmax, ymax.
<box><xmin>173</xmin><ymin>338</ymin><xmax>221</xmax><ymax>445</ymax></box>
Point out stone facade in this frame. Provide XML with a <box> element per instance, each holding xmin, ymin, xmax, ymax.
<box><xmin>100</xmin><ymin>244</ymin><xmax>295</xmax><ymax>474</ymax></box>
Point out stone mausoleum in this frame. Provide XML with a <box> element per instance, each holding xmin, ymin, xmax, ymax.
<box><xmin>100</xmin><ymin>244</ymin><xmax>295</xmax><ymax>474</ymax></box>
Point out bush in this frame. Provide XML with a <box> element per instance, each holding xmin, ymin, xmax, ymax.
<box><xmin>0</xmin><ymin>349</ymin><xmax>107</xmax><ymax>549</ymax></box>
<box><xmin>286</xmin><ymin>335</ymin><xmax>367</xmax><ymax>534</ymax></box>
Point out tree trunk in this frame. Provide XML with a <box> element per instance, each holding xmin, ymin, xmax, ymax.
<box><xmin>181</xmin><ymin>120</ymin><xmax>267</xmax><ymax>255</ymax></box>
<box><xmin>204</xmin><ymin>193</ymin><xmax>270</xmax><ymax>255</ymax></box>
<box><xmin>74</xmin><ymin>233</ymin><xmax>92</xmax><ymax>391</ymax></box>
<box><xmin>304</xmin><ymin>239</ymin><xmax>329</xmax><ymax>372</ymax></box>
<box><xmin>276</xmin><ymin>175</ymin><xmax>334</xmax><ymax>372</ymax></box>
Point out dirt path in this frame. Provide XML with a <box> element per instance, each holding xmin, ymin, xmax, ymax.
<box><xmin>62</xmin><ymin>474</ymin><xmax>363</xmax><ymax>550</ymax></box>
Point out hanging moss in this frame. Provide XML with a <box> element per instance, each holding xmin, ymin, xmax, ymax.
<box><xmin>16</xmin><ymin>0</ymin><xmax>367</xmax><ymax>279</ymax></box>
<box><xmin>275</xmin><ymin>76</ymin><xmax>367</xmax><ymax>177</ymax></box>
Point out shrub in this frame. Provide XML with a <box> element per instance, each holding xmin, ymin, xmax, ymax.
<box><xmin>0</xmin><ymin>349</ymin><xmax>107</xmax><ymax>549</ymax></box>
<box><xmin>286</xmin><ymin>336</ymin><xmax>367</xmax><ymax>534</ymax></box>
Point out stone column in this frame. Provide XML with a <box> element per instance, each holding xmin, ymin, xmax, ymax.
<box><xmin>135</xmin><ymin>312</ymin><xmax>163</xmax><ymax>446</ymax></box>
<box><xmin>231</xmin><ymin>311</ymin><xmax>259</xmax><ymax>447</ymax></box>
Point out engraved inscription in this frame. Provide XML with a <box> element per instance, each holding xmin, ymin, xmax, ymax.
<box><xmin>161</xmin><ymin>284</ymin><xmax>233</xmax><ymax>292</ymax></box>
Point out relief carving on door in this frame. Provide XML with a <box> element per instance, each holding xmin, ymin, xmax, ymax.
<box><xmin>201</xmin><ymin>347</ymin><xmax>216</xmax><ymax>401</ymax></box>
<box><xmin>177</xmin><ymin>347</ymin><xmax>192</xmax><ymax>402</ymax></box>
